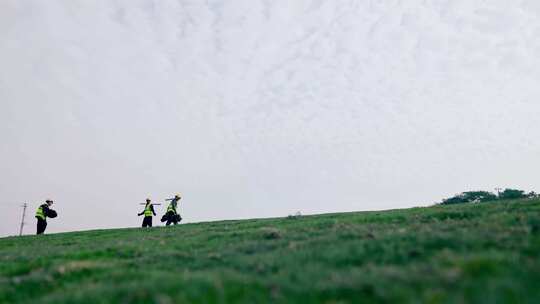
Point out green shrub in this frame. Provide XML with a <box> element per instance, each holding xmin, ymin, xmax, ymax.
<box><xmin>499</xmin><ymin>189</ymin><xmax>527</xmax><ymax>200</ymax></box>
<box><xmin>441</xmin><ymin>191</ymin><xmax>497</xmax><ymax>205</ymax></box>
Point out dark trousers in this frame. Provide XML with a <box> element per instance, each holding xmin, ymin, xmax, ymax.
<box><xmin>36</xmin><ymin>218</ymin><xmax>47</xmax><ymax>235</ymax></box>
<box><xmin>142</xmin><ymin>216</ymin><xmax>153</xmax><ymax>227</ymax></box>
<box><xmin>166</xmin><ymin>213</ymin><xmax>181</xmax><ymax>226</ymax></box>
<box><xmin>165</xmin><ymin>211</ymin><xmax>178</xmax><ymax>226</ymax></box>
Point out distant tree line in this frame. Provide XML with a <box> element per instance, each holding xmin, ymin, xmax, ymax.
<box><xmin>440</xmin><ymin>188</ymin><xmax>538</xmax><ymax>205</ymax></box>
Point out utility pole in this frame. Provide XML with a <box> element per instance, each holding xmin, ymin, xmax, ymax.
<box><xmin>19</xmin><ymin>203</ymin><xmax>27</xmax><ymax>236</ymax></box>
<box><xmin>495</xmin><ymin>187</ymin><xmax>502</xmax><ymax>198</ymax></box>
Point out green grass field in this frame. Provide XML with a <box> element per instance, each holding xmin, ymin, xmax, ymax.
<box><xmin>1</xmin><ymin>199</ymin><xmax>540</xmax><ymax>303</ymax></box>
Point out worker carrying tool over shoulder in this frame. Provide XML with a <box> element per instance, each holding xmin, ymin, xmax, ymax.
<box><xmin>138</xmin><ymin>198</ymin><xmax>156</xmax><ymax>227</ymax></box>
<box><xmin>161</xmin><ymin>193</ymin><xmax>182</xmax><ymax>226</ymax></box>
<box><xmin>35</xmin><ymin>199</ymin><xmax>58</xmax><ymax>235</ymax></box>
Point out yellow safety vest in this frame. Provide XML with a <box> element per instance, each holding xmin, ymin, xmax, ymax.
<box><xmin>35</xmin><ymin>206</ymin><xmax>46</xmax><ymax>220</ymax></box>
<box><xmin>144</xmin><ymin>204</ymin><xmax>153</xmax><ymax>217</ymax></box>
<box><xmin>167</xmin><ymin>203</ymin><xmax>176</xmax><ymax>214</ymax></box>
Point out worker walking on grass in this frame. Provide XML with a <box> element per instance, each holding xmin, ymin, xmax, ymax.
<box><xmin>35</xmin><ymin>199</ymin><xmax>58</xmax><ymax>235</ymax></box>
<box><xmin>138</xmin><ymin>198</ymin><xmax>156</xmax><ymax>227</ymax></box>
<box><xmin>162</xmin><ymin>193</ymin><xmax>182</xmax><ymax>226</ymax></box>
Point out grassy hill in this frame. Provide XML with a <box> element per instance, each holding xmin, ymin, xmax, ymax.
<box><xmin>1</xmin><ymin>199</ymin><xmax>540</xmax><ymax>304</ymax></box>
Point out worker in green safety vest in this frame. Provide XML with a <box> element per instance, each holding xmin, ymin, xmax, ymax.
<box><xmin>163</xmin><ymin>194</ymin><xmax>182</xmax><ymax>226</ymax></box>
<box><xmin>35</xmin><ymin>199</ymin><xmax>57</xmax><ymax>235</ymax></box>
<box><xmin>138</xmin><ymin>198</ymin><xmax>156</xmax><ymax>227</ymax></box>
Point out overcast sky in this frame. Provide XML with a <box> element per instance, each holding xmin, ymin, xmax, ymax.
<box><xmin>1</xmin><ymin>0</ymin><xmax>540</xmax><ymax>237</ymax></box>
